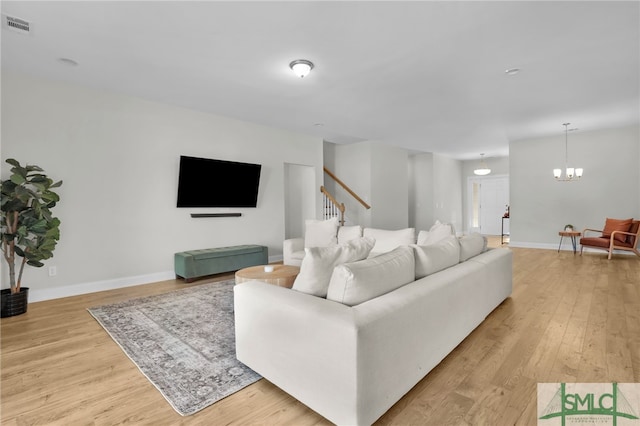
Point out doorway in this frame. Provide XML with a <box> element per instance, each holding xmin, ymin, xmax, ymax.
<box><xmin>467</xmin><ymin>175</ymin><xmax>509</xmax><ymax>236</ymax></box>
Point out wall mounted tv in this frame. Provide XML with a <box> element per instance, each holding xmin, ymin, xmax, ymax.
<box><xmin>176</xmin><ymin>155</ymin><xmax>262</xmax><ymax>208</ymax></box>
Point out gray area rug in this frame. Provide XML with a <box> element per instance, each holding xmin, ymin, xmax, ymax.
<box><xmin>88</xmin><ymin>279</ymin><xmax>260</xmax><ymax>416</ymax></box>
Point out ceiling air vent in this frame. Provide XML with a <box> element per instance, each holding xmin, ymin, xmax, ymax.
<box><xmin>2</xmin><ymin>14</ymin><xmax>32</xmax><ymax>35</ymax></box>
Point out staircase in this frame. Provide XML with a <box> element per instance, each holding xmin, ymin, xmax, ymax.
<box><xmin>321</xmin><ymin>167</ymin><xmax>370</xmax><ymax>225</ymax></box>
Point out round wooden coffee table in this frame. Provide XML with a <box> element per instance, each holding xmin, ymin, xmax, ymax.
<box><xmin>235</xmin><ymin>264</ymin><xmax>300</xmax><ymax>288</ymax></box>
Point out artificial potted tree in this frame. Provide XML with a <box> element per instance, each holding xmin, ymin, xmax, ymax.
<box><xmin>1</xmin><ymin>159</ymin><xmax>62</xmax><ymax>317</ymax></box>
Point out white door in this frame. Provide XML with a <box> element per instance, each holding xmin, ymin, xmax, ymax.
<box><xmin>468</xmin><ymin>175</ymin><xmax>509</xmax><ymax>235</ymax></box>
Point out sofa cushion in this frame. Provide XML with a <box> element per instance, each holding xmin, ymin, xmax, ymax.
<box><xmin>458</xmin><ymin>233</ymin><xmax>488</xmax><ymax>262</ymax></box>
<box><xmin>602</xmin><ymin>218</ymin><xmax>633</xmax><ymax>243</ymax></box>
<box><xmin>292</xmin><ymin>237</ymin><xmax>375</xmax><ymax>297</ymax></box>
<box><xmin>417</xmin><ymin>220</ymin><xmax>455</xmax><ymax>245</ymax></box>
<box><xmin>327</xmin><ymin>246</ymin><xmax>415</xmax><ymax>306</ymax></box>
<box><xmin>337</xmin><ymin>225</ymin><xmax>363</xmax><ymax>244</ymax></box>
<box><xmin>628</xmin><ymin>221</ymin><xmax>640</xmax><ymax>245</ymax></box>
<box><xmin>580</xmin><ymin>236</ymin><xmax>633</xmax><ymax>248</ymax></box>
<box><xmin>290</xmin><ymin>250</ymin><xmax>306</xmax><ymax>262</ymax></box>
<box><xmin>304</xmin><ymin>218</ymin><xmax>339</xmax><ymax>248</ymax></box>
<box><xmin>363</xmin><ymin>227</ymin><xmax>415</xmax><ymax>257</ymax></box>
<box><xmin>412</xmin><ymin>235</ymin><xmax>461</xmax><ymax>279</ymax></box>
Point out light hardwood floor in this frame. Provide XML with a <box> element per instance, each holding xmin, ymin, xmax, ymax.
<box><xmin>2</xmin><ymin>244</ymin><xmax>639</xmax><ymax>425</ymax></box>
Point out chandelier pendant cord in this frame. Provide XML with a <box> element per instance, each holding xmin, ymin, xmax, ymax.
<box><xmin>564</xmin><ymin>123</ymin><xmax>569</xmax><ymax>170</ymax></box>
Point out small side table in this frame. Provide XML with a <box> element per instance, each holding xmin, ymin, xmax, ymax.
<box><xmin>235</xmin><ymin>264</ymin><xmax>300</xmax><ymax>288</ymax></box>
<box><xmin>501</xmin><ymin>216</ymin><xmax>510</xmax><ymax>245</ymax></box>
<box><xmin>558</xmin><ymin>230</ymin><xmax>582</xmax><ymax>254</ymax></box>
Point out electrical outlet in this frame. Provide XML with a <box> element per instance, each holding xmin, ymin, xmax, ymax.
<box><xmin>48</xmin><ymin>266</ymin><xmax>57</xmax><ymax>277</ymax></box>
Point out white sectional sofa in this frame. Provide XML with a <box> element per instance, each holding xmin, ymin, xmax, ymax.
<box><xmin>234</xmin><ymin>222</ymin><xmax>512</xmax><ymax>426</ymax></box>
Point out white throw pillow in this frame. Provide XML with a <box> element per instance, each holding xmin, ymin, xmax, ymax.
<box><xmin>304</xmin><ymin>218</ymin><xmax>339</xmax><ymax>248</ymax></box>
<box><xmin>337</xmin><ymin>225</ymin><xmax>363</xmax><ymax>244</ymax></box>
<box><xmin>412</xmin><ymin>235</ymin><xmax>461</xmax><ymax>279</ymax></box>
<box><xmin>327</xmin><ymin>246</ymin><xmax>415</xmax><ymax>306</ymax></box>
<box><xmin>417</xmin><ymin>220</ymin><xmax>455</xmax><ymax>245</ymax></box>
<box><xmin>459</xmin><ymin>233</ymin><xmax>488</xmax><ymax>262</ymax></box>
<box><xmin>292</xmin><ymin>237</ymin><xmax>375</xmax><ymax>297</ymax></box>
<box><xmin>363</xmin><ymin>227</ymin><xmax>415</xmax><ymax>256</ymax></box>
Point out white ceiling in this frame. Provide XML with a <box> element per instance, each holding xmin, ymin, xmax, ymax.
<box><xmin>2</xmin><ymin>1</ymin><xmax>639</xmax><ymax>160</ymax></box>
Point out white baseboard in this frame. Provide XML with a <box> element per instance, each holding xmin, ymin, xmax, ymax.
<box><xmin>30</xmin><ymin>254</ymin><xmax>285</xmax><ymax>303</ymax></box>
<box><xmin>29</xmin><ymin>271</ymin><xmax>177</xmax><ymax>303</ymax></box>
<box><xmin>508</xmin><ymin>241</ymin><xmax>636</xmax><ymax>255</ymax></box>
<box><xmin>507</xmin><ymin>241</ymin><xmax>559</xmax><ymax>250</ymax></box>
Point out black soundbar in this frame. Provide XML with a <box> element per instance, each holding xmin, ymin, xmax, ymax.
<box><xmin>190</xmin><ymin>213</ymin><xmax>242</xmax><ymax>218</ymax></box>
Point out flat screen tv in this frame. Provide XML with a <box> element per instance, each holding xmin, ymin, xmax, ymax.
<box><xmin>176</xmin><ymin>155</ymin><xmax>262</xmax><ymax>208</ymax></box>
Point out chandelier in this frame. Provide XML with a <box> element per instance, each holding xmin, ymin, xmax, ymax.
<box><xmin>553</xmin><ymin>123</ymin><xmax>583</xmax><ymax>181</ymax></box>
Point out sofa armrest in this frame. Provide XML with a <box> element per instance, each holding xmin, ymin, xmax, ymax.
<box><xmin>283</xmin><ymin>237</ymin><xmax>304</xmax><ymax>266</ymax></box>
<box><xmin>234</xmin><ymin>282</ymin><xmax>358</xmax><ymax>424</ymax></box>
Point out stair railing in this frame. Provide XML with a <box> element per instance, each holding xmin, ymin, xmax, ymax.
<box><xmin>320</xmin><ymin>186</ymin><xmax>345</xmax><ymax>225</ymax></box>
<box><xmin>323</xmin><ymin>167</ymin><xmax>371</xmax><ymax>210</ymax></box>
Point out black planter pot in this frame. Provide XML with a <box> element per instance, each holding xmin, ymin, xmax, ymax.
<box><xmin>1</xmin><ymin>287</ymin><xmax>29</xmax><ymax>318</ymax></box>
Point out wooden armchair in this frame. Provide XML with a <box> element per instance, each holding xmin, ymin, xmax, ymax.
<box><xmin>580</xmin><ymin>218</ymin><xmax>640</xmax><ymax>259</ymax></box>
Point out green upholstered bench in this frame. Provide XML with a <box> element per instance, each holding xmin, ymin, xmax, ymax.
<box><xmin>175</xmin><ymin>245</ymin><xmax>268</xmax><ymax>283</ymax></box>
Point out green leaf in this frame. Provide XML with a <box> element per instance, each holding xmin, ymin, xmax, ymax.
<box><xmin>1</xmin><ymin>180</ymin><xmax>18</xmax><ymax>193</ymax></box>
<box><xmin>50</xmin><ymin>180</ymin><xmax>63</xmax><ymax>188</ymax></box>
<box><xmin>41</xmin><ymin>191</ymin><xmax>60</xmax><ymax>203</ymax></box>
<box><xmin>45</xmin><ymin>227</ymin><xmax>60</xmax><ymax>240</ymax></box>
<box><xmin>41</xmin><ymin>208</ymin><xmax>52</xmax><ymax>221</ymax></box>
<box><xmin>6</xmin><ymin>159</ymin><xmax>20</xmax><ymax>167</ymax></box>
<box><xmin>40</xmin><ymin>239</ymin><xmax>57</xmax><ymax>252</ymax></box>
<box><xmin>27</xmin><ymin>260</ymin><xmax>44</xmax><ymax>268</ymax></box>
<box><xmin>13</xmin><ymin>186</ymin><xmax>31</xmax><ymax>203</ymax></box>
<box><xmin>25</xmin><ymin>165</ymin><xmax>44</xmax><ymax>173</ymax></box>
<box><xmin>10</xmin><ymin>164</ymin><xmax>28</xmax><ymax>180</ymax></box>
<box><xmin>14</xmin><ymin>246</ymin><xmax>24</xmax><ymax>257</ymax></box>
<box><xmin>30</xmin><ymin>176</ymin><xmax>48</xmax><ymax>184</ymax></box>
<box><xmin>10</xmin><ymin>174</ymin><xmax>26</xmax><ymax>185</ymax></box>
<box><xmin>30</xmin><ymin>182</ymin><xmax>47</xmax><ymax>192</ymax></box>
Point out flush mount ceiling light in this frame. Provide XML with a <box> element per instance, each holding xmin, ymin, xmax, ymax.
<box><xmin>289</xmin><ymin>59</ymin><xmax>314</xmax><ymax>78</ymax></box>
<box><xmin>474</xmin><ymin>153</ymin><xmax>491</xmax><ymax>176</ymax></box>
<box><xmin>553</xmin><ymin>123</ymin><xmax>583</xmax><ymax>181</ymax></box>
<box><xmin>505</xmin><ymin>68</ymin><xmax>521</xmax><ymax>76</ymax></box>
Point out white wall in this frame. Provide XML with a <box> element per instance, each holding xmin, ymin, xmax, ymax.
<box><xmin>409</xmin><ymin>153</ymin><xmax>434</xmax><ymax>231</ymax></box>
<box><xmin>1</xmin><ymin>72</ymin><xmax>323</xmax><ymax>301</ymax></box>
<box><xmin>322</xmin><ymin>141</ymin><xmax>336</xmax><ymax>195</ymax></box>
<box><xmin>432</xmin><ymin>154</ymin><xmax>463</xmax><ymax>233</ymax></box>
<box><xmin>409</xmin><ymin>153</ymin><xmax>463</xmax><ymax>234</ymax></box>
<box><xmin>370</xmin><ymin>142</ymin><xmax>409</xmax><ymax>229</ymax></box>
<box><xmin>509</xmin><ymin>124</ymin><xmax>640</xmax><ymax>248</ymax></box>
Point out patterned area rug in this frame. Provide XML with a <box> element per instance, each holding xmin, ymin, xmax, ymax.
<box><xmin>88</xmin><ymin>279</ymin><xmax>260</xmax><ymax>416</ymax></box>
